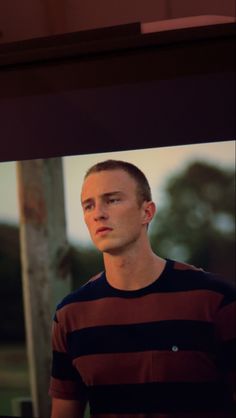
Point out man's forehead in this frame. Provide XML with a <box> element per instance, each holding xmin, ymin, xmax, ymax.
<box><xmin>81</xmin><ymin>169</ymin><xmax>136</xmax><ymax>198</ymax></box>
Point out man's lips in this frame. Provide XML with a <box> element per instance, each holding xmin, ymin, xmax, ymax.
<box><xmin>96</xmin><ymin>227</ymin><xmax>113</xmax><ymax>235</ymax></box>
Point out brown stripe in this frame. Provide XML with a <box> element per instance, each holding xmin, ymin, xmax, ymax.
<box><xmin>58</xmin><ymin>290</ymin><xmax>222</xmax><ymax>331</ymax></box>
<box><xmin>49</xmin><ymin>376</ymin><xmax>83</xmax><ymax>400</ymax></box>
<box><xmin>173</xmin><ymin>261</ymin><xmax>203</xmax><ymax>272</ymax></box>
<box><xmin>74</xmin><ymin>351</ymin><xmax>219</xmax><ymax>386</ymax></box>
<box><xmin>215</xmin><ymin>301</ymin><xmax>236</xmax><ymax>340</ymax></box>
<box><xmin>52</xmin><ymin>321</ymin><xmax>67</xmax><ymax>352</ymax></box>
<box><xmin>88</xmin><ymin>272</ymin><xmax>103</xmax><ymax>282</ymax></box>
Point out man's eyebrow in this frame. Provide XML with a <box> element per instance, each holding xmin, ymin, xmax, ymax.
<box><xmin>81</xmin><ymin>191</ymin><xmax>123</xmax><ymax>205</ymax></box>
<box><xmin>102</xmin><ymin>191</ymin><xmax>124</xmax><ymax>198</ymax></box>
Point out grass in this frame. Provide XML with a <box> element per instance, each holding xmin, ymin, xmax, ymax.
<box><xmin>0</xmin><ymin>388</ymin><xmax>31</xmax><ymax>415</ymax></box>
<box><xmin>0</xmin><ymin>343</ymin><xmax>30</xmax><ymax>415</ymax></box>
<box><xmin>0</xmin><ymin>344</ymin><xmax>90</xmax><ymax>417</ymax></box>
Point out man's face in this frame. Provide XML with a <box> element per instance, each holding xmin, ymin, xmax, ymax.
<box><xmin>81</xmin><ymin>169</ymin><xmax>152</xmax><ymax>254</ymax></box>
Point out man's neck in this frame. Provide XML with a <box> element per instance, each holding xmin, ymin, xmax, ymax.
<box><xmin>103</xmin><ymin>243</ymin><xmax>166</xmax><ymax>291</ymax></box>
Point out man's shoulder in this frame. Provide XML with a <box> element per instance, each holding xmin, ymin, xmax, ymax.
<box><xmin>167</xmin><ymin>259</ymin><xmax>236</xmax><ymax>296</ymax></box>
<box><xmin>56</xmin><ymin>271</ymin><xmax>105</xmax><ymax>311</ymax></box>
<box><xmin>172</xmin><ymin>259</ymin><xmax>204</xmax><ymax>273</ymax></box>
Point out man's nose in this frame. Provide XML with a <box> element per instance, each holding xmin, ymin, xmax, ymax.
<box><xmin>93</xmin><ymin>203</ymin><xmax>108</xmax><ymax>221</ymax></box>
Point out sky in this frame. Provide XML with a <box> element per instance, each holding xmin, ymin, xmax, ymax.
<box><xmin>0</xmin><ymin>140</ymin><xmax>235</xmax><ymax>245</ymax></box>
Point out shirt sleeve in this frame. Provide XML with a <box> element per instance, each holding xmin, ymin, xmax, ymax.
<box><xmin>214</xmin><ymin>284</ymin><xmax>236</xmax><ymax>395</ymax></box>
<box><xmin>48</xmin><ymin>311</ymin><xmax>88</xmax><ymax>401</ymax></box>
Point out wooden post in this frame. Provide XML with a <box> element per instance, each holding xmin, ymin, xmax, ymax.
<box><xmin>16</xmin><ymin>158</ymin><xmax>72</xmax><ymax>418</ymax></box>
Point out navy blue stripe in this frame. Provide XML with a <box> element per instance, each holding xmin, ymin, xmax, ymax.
<box><xmin>218</xmin><ymin>293</ymin><xmax>236</xmax><ymax>309</ymax></box>
<box><xmin>67</xmin><ymin>320</ymin><xmax>215</xmax><ymax>358</ymax></box>
<box><xmin>56</xmin><ymin>260</ymin><xmax>235</xmax><ymax>306</ymax></box>
<box><xmin>51</xmin><ymin>351</ymin><xmax>79</xmax><ymax>381</ymax></box>
<box><xmin>53</xmin><ymin>313</ymin><xmax>58</xmax><ymax>323</ymax></box>
<box><xmin>217</xmin><ymin>338</ymin><xmax>236</xmax><ymax>371</ymax></box>
<box><xmin>88</xmin><ymin>382</ymin><xmax>233</xmax><ymax>414</ymax></box>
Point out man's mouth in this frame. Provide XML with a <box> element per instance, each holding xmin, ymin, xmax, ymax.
<box><xmin>96</xmin><ymin>227</ymin><xmax>113</xmax><ymax>235</ymax></box>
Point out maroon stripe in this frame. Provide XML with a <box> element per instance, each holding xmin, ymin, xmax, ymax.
<box><xmin>49</xmin><ymin>376</ymin><xmax>83</xmax><ymax>400</ymax></box>
<box><xmin>215</xmin><ymin>301</ymin><xmax>236</xmax><ymax>340</ymax></box>
<box><xmin>52</xmin><ymin>321</ymin><xmax>67</xmax><ymax>352</ymax></box>
<box><xmin>173</xmin><ymin>261</ymin><xmax>203</xmax><ymax>271</ymax></box>
<box><xmin>57</xmin><ymin>290</ymin><xmax>222</xmax><ymax>331</ymax></box>
<box><xmin>74</xmin><ymin>351</ymin><xmax>220</xmax><ymax>386</ymax></box>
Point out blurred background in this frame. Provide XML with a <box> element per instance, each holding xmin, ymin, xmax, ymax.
<box><xmin>0</xmin><ymin>139</ymin><xmax>235</xmax><ymax>415</ymax></box>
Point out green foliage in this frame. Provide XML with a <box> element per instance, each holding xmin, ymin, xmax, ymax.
<box><xmin>0</xmin><ymin>223</ymin><xmax>103</xmax><ymax>342</ymax></box>
<box><xmin>150</xmin><ymin>161</ymin><xmax>235</xmax><ymax>284</ymax></box>
<box><xmin>0</xmin><ymin>223</ymin><xmax>25</xmax><ymax>342</ymax></box>
<box><xmin>69</xmin><ymin>244</ymin><xmax>104</xmax><ymax>290</ymax></box>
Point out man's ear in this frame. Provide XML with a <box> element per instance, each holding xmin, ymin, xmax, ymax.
<box><xmin>142</xmin><ymin>201</ymin><xmax>156</xmax><ymax>225</ymax></box>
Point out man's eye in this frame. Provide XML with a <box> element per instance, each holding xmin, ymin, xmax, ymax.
<box><xmin>84</xmin><ymin>204</ymin><xmax>93</xmax><ymax>211</ymax></box>
<box><xmin>108</xmin><ymin>197</ymin><xmax>120</xmax><ymax>204</ymax></box>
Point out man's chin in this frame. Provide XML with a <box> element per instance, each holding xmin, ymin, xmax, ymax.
<box><xmin>98</xmin><ymin>245</ymin><xmax>117</xmax><ymax>254</ymax></box>
<box><xmin>95</xmin><ymin>240</ymin><xmax>122</xmax><ymax>255</ymax></box>
<box><xmin>94</xmin><ymin>236</ymin><xmax>138</xmax><ymax>255</ymax></box>
<box><xmin>102</xmin><ymin>244</ymin><xmax>127</xmax><ymax>256</ymax></box>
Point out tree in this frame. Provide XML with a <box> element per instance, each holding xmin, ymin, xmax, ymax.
<box><xmin>150</xmin><ymin>161</ymin><xmax>235</xmax><ymax>284</ymax></box>
<box><xmin>70</xmin><ymin>244</ymin><xmax>103</xmax><ymax>290</ymax></box>
<box><xmin>0</xmin><ymin>223</ymin><xmax>25</xmax><ymax>342</ymax></box>
<box><xmin>0</xmin><ymin>223</ymin><xmax>103</xmax><ymax>342</ymax></box>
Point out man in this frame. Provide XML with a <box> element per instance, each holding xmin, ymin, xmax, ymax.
<box><xmin>49</xmin><ymin>159</ymin><xmax>236</xmax><ymax>418</ymax></box>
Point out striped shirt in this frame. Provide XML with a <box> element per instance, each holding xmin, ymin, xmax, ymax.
<box><xmin>49</xmin><ymin>259</ymin><xmax>236</xmax><ymax>417</ymax></box>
